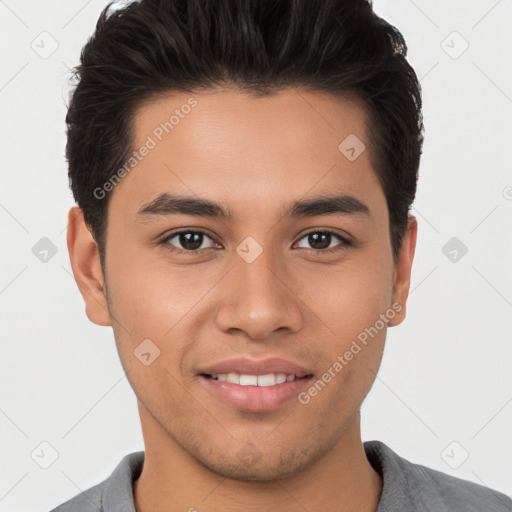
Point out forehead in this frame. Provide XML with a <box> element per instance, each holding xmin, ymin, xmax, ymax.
<box><xmin>112</xmin><ymin>87</ymin><xmax>385</xmax><ymax>222</ymax></box>
<box><xmin>133</xmin><ymin>87</ymin><xmax>370</xmax><ymax>158</ymax></box>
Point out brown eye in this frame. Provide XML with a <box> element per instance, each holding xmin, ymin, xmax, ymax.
<box><xmin>162</xmin><ymin>230</ymin><xmax>217</xmax><ymax>253</ymax></box>
<box><xmin>295</xmin><ymin>231</ymin><xmax>350</xmax><ymax>253</ymax></box>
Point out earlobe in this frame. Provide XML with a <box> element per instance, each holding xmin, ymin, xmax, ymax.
<box><xmin>388</xmin><ymin>215</ymin><xmax>418</xmax><ymax>327</ymax></box>
<box><xmin>66</xmin><ymin>206</ymin><xmax>112</xmax><ymax>326</ymax></box>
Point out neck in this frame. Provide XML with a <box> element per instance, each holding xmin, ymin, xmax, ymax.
<box><xmin>133</xmin><ymin>403</ymin><xmax>382</xmax><ymax>512</ymax></box>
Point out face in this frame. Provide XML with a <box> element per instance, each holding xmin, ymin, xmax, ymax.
<box><xmin>69</xmin><ymin>87</ymin><xmax>416</xmax><ymax>481</ymax></box>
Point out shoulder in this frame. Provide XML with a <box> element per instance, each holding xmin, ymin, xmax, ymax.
<box><xmin>49</xmin><ymin>451</ymin><xmax>144</xmax><ymax>512</ymax></box>
<box><xmin>50</xmin><ymin>481</ymin><xmax>103</xmax><ymax>512</ymax></box>
<box><xmin>364</xmin><ymin>440</ymin><xmax>512</xmax><ymax>512</ymax></box>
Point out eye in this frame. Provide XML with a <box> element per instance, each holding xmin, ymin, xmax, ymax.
<box><xmin>161</xmin><ymin>230</ymin><xmax>219</xmax><ymax>254</ymax></box>
<box><xmin>294</xmin><ymin>230</ymin><xmax>350</xmax><ymax>254</ymax></box>
<box><xmin>160</xmin><ymin>228</ymin><xmax>351</xmax><ymax>256</ymax></box>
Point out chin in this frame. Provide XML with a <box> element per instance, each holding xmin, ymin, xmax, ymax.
<box><xmin>201</xmin><ymin>459</ymin><xmax>305</xmax><ymax>482</ymax></box>
<box><xmin>194</xmin><ymin>443</ymin><xmax>319</xmax><ymax>482</ymax></box>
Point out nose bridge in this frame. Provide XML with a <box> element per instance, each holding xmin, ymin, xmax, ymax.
<box><xmin>215</xmin><ymin>243</ymin><xmax>303</xmax><ymax>339</ymax></box>
<box><xmin>239</xmin><ymin>250</ymin><xmax>284</xmax><ymax>312</ymax></box>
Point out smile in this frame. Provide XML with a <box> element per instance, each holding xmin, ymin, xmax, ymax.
<box><xmin>207</xmin><ymin>372</ymin><xmax>299</xmax><ymax>386</ymax></box>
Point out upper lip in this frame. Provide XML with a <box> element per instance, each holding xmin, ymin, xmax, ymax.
<box><xmin>198</xmin><ymin>357</ymin><xmax>313</xmax><ymax>378</ymax></box>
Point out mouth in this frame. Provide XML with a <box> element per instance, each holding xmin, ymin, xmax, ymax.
<box><xmin>202</xmin><ymin>372</ymin><xmax>312</xmax><ymax>386</ymax></box>
<box><xmin>198</xmin><ymin>363</ymin><xmax>314</xmax><ymax>412</ymax></box>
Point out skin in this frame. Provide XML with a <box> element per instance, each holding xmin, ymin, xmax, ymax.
<box><xmin>67</xmin><ymin>87</ymin><xmax>417</xmax><ymax>511</ymax></box>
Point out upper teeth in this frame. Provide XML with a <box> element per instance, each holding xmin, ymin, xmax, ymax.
<box><xmin>210</xmin><ymin>373</ymin><xmax>296</xmax><ymax>386</ymax></box>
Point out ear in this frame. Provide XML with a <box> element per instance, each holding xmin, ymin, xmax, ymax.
<box><xmin>67</xmin><ymin>206</ymin><xmax>112</xmax><ymax>326</ymax></box>
<box><xmin>388</xmin><ymin>215</ymin><xmax>417</xmax><ymax>327</ymax></box>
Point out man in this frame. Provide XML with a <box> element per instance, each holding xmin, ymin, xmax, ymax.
<box><xmin>53</xmin><ymin>0</ymin><xmax>512</xmax><ymax>510</ymax></box>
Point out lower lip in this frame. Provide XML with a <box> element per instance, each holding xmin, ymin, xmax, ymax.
<box><xmin>199</xmin><ymin>375</ymin><xmax>312</xmax><ymax>412</ymax></box>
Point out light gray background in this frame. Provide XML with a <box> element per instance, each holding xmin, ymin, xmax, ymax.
<box><xmin>1</xmin><ymin>0</ymin><xmax>511</xmax><ymax>510</ymax></box>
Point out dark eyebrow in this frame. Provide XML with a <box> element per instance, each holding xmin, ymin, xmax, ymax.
<box><xmin>137</xmin><ymin>193</ymin><xmax>234</xmax><ymax>221</ymax></box>
<box><xmin>136</xmin><ymin>192</ymin><xmax>371</xmax><ymax>222</ymax></box>
<box><xmin>280</xmin><ymin>193</ymin><xmax>371</xmax><ymax>220</ymax></box>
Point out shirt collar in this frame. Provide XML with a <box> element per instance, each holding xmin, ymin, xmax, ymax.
<box><xmin>101</xmin><ymin>450</ymin><xmax>143</xmax><ymax>511</ymax></box>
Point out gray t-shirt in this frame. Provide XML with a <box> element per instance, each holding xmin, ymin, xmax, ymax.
<box><xmin>50</xmin><ymin>440</ymin><xmax>512</xmax><ymax>511</ymax></box>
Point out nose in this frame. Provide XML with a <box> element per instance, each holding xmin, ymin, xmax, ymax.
<box><xmin>214</xmin><ymin>247</ymin><xmax>304</xmax><ymax>340</ymax></box>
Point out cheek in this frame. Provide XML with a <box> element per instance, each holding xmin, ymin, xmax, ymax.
<box><xmin>295</xmin><ymin>255</ymin><xmax>392</xmax><ymax>405</ymax></box>
<box><xmin>103</xmin><ymin>251</ymin><xmax>216</xmax><ymax>385</ymax></box>
<box><xmin>105</xmin><ymin>248</ymin><xmax>199</xmax><ymax>333</ymax></box>
<box><xmin>297</xmin><ymin>256</ymin><xmax>393</xmax><ymax>338</ymax></box>
<box><xmin>299</xmin><ymin>318</ymin><xmax>387</xmax><ymax>419</ymax></box>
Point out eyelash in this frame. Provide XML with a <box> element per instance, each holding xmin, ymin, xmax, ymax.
<box><xmin>159</xmin><ymin>229</ymin><xmax>351</xmax><ymax>256</ymax></box>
